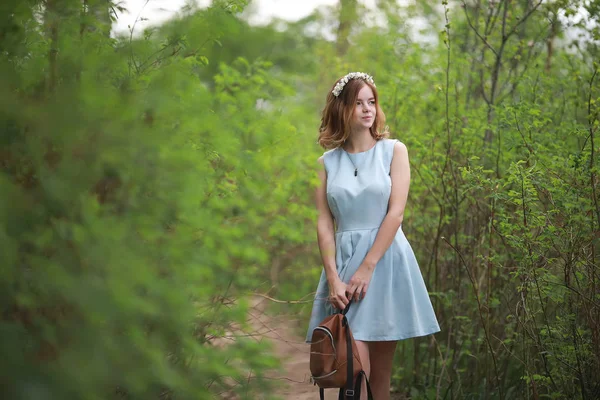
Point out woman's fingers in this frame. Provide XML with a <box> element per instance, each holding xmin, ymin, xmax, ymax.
<box><xmin>354</xmin><ymin>287</ymin><xmax>362</xmax><ymax>301</ymax></box>
<box><xmin>340</xmin><ymin>277</ymin><xmax>371</xmax><ymax>305</ymax></box>
<box><xmin>347</xmin><ymin>284</ymin><xmax>355</xmax><ymax>298</ymax></box>
<box><xmin>347</xmin><ymin>281</ymin><xmax>369</xmax><ymax>301</ymax></box>
<box><xmin>354</xmin><ymin>285</ymin><xmax>366</xmax><ymax>301</ymax></box>
<box><xmin>335</xmin><ymin>296</ymin><xmax>348</xmax><ymax>309</ymax></box>
<box><xmin>329</xmin><ymin>279</ymin><xmax>351</xmax><ymax>309</ymax></box>
<box><xmin>330</xmin><ymin>291</ymin><xmax>350</xmax><ymax>309</ymax></box>
<box><xmin>346</xmin><ymin>283</ymin><xmax>369</xmax><ymax>301</ymax></box>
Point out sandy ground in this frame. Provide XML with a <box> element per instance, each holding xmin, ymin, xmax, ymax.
<box><xmin>246</xmin><ymin>296</ymin><xmax>342</xmax><ymax>400</ymax></box>
<box><xmin>212</xmin><ymin>296</ymin><xmax>409</xmax><ymax>399</ymax></box>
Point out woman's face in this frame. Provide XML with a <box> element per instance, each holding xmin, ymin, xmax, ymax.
<box><xmin>351</xmin><ymin>84</ymin><xmax>376</xmax><ymax>132</ymax></box>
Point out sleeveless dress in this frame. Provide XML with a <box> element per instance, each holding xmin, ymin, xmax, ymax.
<box><xmin>305</xmin><ymin>138</ymin><xmax>440</xmax><ymax>342</ymax></box>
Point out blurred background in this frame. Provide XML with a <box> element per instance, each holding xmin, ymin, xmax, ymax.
<box><xmin>1</xmin><ymin>0</ymin><xmax>599</xmax><ymax>399</ymax></box>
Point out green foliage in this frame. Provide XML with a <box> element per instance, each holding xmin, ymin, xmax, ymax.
<box><xmin>0</xmin><ymin>1</ymin><xmax>297</xmax><ymax>399</ymax></box>
<box><xmin>1</xmin><ymin>0</ymin><xmax>599</xmax><ymax>399</ymax></box>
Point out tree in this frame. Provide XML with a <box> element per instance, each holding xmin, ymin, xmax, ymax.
<box><xmin>337</xmin><ymin>0</ymin><xmax>358</xmax><ymax>56</ymax></box>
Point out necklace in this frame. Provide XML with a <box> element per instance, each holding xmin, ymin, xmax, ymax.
<box><xmin>343</xmin><ymin>150</ymin><xmax>366</xmax><ymax>177</ymax></box>
<box><xmin>341</xmin><ymin>140</ymin><xmax>376</xmax><ymax>177</ymax></box>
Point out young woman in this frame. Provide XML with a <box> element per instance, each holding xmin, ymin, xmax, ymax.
<box><xmin>306</xmin><ymin>72</ymin><xmax>440</xmax><ymax>399</ymax></box>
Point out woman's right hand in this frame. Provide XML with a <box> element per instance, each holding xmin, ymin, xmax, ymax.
<box><xmin>328</xmin><ymin>278</ymin><xmax>349</xmax><ymax>310</ymax></box>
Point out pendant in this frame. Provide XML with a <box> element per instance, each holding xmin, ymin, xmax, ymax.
<box><xmin>354</xmin><ymin>168</ymin><xmax>358</xmax><ymax>177</ymax></box>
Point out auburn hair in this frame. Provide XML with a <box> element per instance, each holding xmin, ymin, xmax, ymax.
<box><xmin>318</xmin><ymin>77</ymin><xmax>389</xmax><ymax>149</ymax></box>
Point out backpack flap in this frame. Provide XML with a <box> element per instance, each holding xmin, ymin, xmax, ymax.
<box><xmin>309</xmin><ymin>302</ymin><xmax>363</xmax><ymax>392</ymax></box>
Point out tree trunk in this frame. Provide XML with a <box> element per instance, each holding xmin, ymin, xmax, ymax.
<box><xmin>84</xmin><ymin>0</ymin><xmax>112</xmax><ymax>38</ymax></box>
<box><xmin>546</xmin><ymin>12</ymin><xmax>558</xmax><ymax>73</ymax></box>
<box><xmin>336</xmin><ymin>0</ymin><xmax>358</xmax><ymax>57</ymax></box>
<box><xmin>45</xmin><ymin>0</ymin><xmax>60</xmax><ymax>93</ymax></box>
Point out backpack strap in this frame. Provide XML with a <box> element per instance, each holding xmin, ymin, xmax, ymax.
<box><xmin>341</xmin><ymin>301</ymin><xmax>351</xmax><ymax>315</ymax></box>
<box><xmin>353</xmin><ymin>370</ymin><xmax>374</xmax><ymax>399</ymax></box>
<box><xmin>326</xmin><ymin>302</ymin><xmax>354</xmax><ymax>400</ymax></box>
<box><xmin>343</xmin><ymin>314</ymin><xmax>354</xmax><ymax>399</ymax></box>
<box><xmin>333</xmin><ymin>370</ymin><xmax>373</xmax><ymax>400</ymax></box>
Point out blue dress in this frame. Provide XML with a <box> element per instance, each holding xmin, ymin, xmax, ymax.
<box><xmin>306</xmin><ymin>138</ymin><xmax>440</xmax><ymax>342</ymax></box>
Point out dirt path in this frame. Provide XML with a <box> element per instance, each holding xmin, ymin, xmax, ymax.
<box><xmin>242</xmin><ymin>297</ymin><xmax>408</xmax><ymax>400</ymax></box>
<box><xmin>248</xmin><ymin>297</ymin><xmax>341</xmax><ymax>400</ymax></box>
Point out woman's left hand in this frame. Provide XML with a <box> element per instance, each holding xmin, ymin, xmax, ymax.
<box><xmin>346</xmin><ymin>265</ymin><xmax>374</xmax><ymax>301</ymax></box>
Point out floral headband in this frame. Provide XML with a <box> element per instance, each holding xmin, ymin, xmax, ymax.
<box><xmin>332</xmin><ymin>72</ymin><xmax>376</xmax><ymax>97</ymax></box>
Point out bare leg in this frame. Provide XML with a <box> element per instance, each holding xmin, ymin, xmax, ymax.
<box><xmin>368</xmin><ymin>340</ymin><xmax>398</xmax><ymax>400</ymax></box>
<box><xmin>354</xmin><ymin>340</ymin><xmax>370</xmax><ymax>398</ymax></box>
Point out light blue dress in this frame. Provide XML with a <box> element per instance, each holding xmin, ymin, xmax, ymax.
<box><xmin>306</xmin><ymin>138</ymin><xmax>440</xmax><ymax>342</ymax></box>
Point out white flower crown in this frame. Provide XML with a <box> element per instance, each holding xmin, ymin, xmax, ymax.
<box><xmin>332</xmin><ymin>72</ymin><xmax>376</xmax><ymax>97</ymax></box>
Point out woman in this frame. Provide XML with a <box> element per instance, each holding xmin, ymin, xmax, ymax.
<box><xmin>306</xmin><ymin>72</ymin><xmax>440</xmax><ymax>399</ymax></box>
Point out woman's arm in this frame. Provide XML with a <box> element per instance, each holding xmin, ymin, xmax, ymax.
<box><xmin>315</xmin><ymin>156</ymin><xmax>348</xmax><ymax>309</ymax></box>
<box><xmin>346</xmin><ymin>141</ymin><xmax>410</xmax><ymax>300</ymax></box>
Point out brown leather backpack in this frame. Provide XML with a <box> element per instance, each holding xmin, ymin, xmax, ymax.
<box><xmin>309</xmin><ymin>302</ymin><xmax>373</xmax><ymax>399</ymax></box>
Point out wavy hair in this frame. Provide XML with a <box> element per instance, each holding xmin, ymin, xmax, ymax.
<box><xmin>317</xmin><ymin>77</ymin><xmax>389</xmax><ymax>149</ymax></box>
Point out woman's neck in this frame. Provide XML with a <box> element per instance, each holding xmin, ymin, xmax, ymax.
<box><xmin>343</xmin><ymin>131</ymin><xmax>376</xmax><ymax>153</ymax></box>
